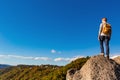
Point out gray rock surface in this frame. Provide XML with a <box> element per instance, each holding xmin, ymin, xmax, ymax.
<box><xmin>66</xmin><ymin>68</ymin><xmax>77</xmax><ymax>80</ymax></box>
<box><xmin>113</xmin><ymin>56</ymin><xmax>120</xmax><ymax>65</ymax></box>
<box><xmin>67</xmin><ymin>55</ymin><xmax>120</xmax><ymax>80</ymax></box>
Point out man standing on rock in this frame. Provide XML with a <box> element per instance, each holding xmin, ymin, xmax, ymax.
<box><xmin>98</xmin><ymin>18</ymin><xmax>112</xmax><ymax>59</ymax></box>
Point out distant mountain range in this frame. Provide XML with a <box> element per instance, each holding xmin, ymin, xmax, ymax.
<box><xmin>0</xmin><ymin>64</ymin><xmax>11</xmax><ymax>69</ymax></box>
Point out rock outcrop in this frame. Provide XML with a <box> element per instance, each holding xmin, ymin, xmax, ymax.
<box><xmin>66</xmin><ymin>68</ymin><xmax>77</xmax><ymax>80</ymax></box>
<box><xmin>66</xmin><ymin>55</ymin><xmax>120</xmax><ymax>80</ymax></box>
<box><xmin>113</xmin><ymin>56</ymin><xmax>120</xmax><ymax>65</ymax></box>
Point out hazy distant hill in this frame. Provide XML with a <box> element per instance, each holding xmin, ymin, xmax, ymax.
<box><xmin>0</xmin><ymin>57</ymin><xmax>89</xmax><ymax>80</ymax></box>
<box><xmin>0</xmin><ymin>64</ymin><xmax>11</xmax><ymax>69</ymax></box>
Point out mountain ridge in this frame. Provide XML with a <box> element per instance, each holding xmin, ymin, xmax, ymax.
<box><xmin>0</xmin><ymin>57</ymin><xmax>89</xmax><ymax>80</ymax></box>
<box><xmin>0</xmin><ymin>64</ymin><xmax>11</xmax><ymax>69</ymax></box>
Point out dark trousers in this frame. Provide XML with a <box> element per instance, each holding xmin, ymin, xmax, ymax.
<box><xmin>99</xmin><ymin>36</ymin><xmax>110</xmax><ymax>56</ymax></box>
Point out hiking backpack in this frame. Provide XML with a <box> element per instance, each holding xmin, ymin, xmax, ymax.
<box><xmin>102</xmin><ymin>23</ymin><xmax>111</xmax><ymax>35</ymax></box>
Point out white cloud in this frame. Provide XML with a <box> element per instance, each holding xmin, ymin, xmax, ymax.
<box><xmin>51</xmin><ymin>49</ymin><xmax>62</xmax><ymax>54</ymax></box>
<box><xmin>8</xmin><ymin>55</ymin><xmax>33</xmax><ymax>60</ymax></box>
<box><xmin>0</xmin><ymin>54</ymin><xmax>84</xmax><ymax>63</ymax></box>
<box><xmin>110</xmin><ymin>54</ymin><xmax>120</xmax><ymax>59</ymax></box>
<box><xmin>34</xmin><ymin>57</ymin><xmax>51</xmax><ymax>61</ymax></box>
<box><xmin>51</xmin><ymin>49</ymin><xmax>56</xmax><ymax>53</ymax></box>
<box><xmin>0</xmin><ymin>54</ymin><xmax>7</xmax><ymax>58</ymax></box>
<box><xmin>54</xmin><ymin>58</ymin><xmax>70</xmax><ymax>62</ymax></box>
<box><xmin>109</xmin><ymin>53</ymin><xmax>120</xmax><ymax>59</ymax></box>
<box><xmin>54</xmin><ymin>56</ymin><xmax>84</xmax><ymax>62</ymax></box>
<box><xmin>0</xmin><ymin>54</ymin><xmax>51</xmax><ymax>61</ymax></box>
<box><xmin>70</xmin><ymin>56</ymin><xmax>84</xmax><ymax>61</ymax></box>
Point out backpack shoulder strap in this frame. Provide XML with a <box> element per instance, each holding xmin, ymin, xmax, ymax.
<box><xmin>101</xmin><ymin>23</ymin><xmax>104</xmax><ymax>33</ymax></box>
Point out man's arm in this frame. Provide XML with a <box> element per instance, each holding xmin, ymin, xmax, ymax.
<box><xmin>98</xmin><ymin>23</ymin><xmax>102</xmax><ymax>40</ymax></box>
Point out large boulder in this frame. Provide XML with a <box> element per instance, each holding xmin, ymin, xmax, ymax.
<box><xmin>67</xmin><ymin>55</ymin><xmax>120</xmax><ymax>80</ymax></box>
<box><xmin>113</xmin><ymin>56</ymin><xmax>120</xmax><ymax>65</ymax></box>
<box><xmin>66</xmin><ymin>68</ymin><xmax>77</xmax><ymax>80</ymax></box>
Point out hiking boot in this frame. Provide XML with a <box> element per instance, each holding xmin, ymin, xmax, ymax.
<box><xmin>100</xmin><ymin>53</ymin><xmax>104</xmax><ymax>56</ymax></box>
<box><xmin>106</xmin><ymin>55</ymin><xmax>109</xmax><ymax>60</ymax></box>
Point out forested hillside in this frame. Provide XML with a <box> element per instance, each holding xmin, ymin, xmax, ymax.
<box><xmin>0</xmin><ymin>57</ymin><xmax>89</xmax><ymax>80</ymax></box>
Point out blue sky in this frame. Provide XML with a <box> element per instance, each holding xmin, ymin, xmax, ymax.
<box><xmin>0</xmin><ymin>0</ymin><xmax>120</xmax><ymax>65</ymax></box>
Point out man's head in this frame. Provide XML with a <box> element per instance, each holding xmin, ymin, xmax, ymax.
<box><xmin>102</xmin><ymin>18</ymin><xmax>107</xmax><ymax>23</ymax></box>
